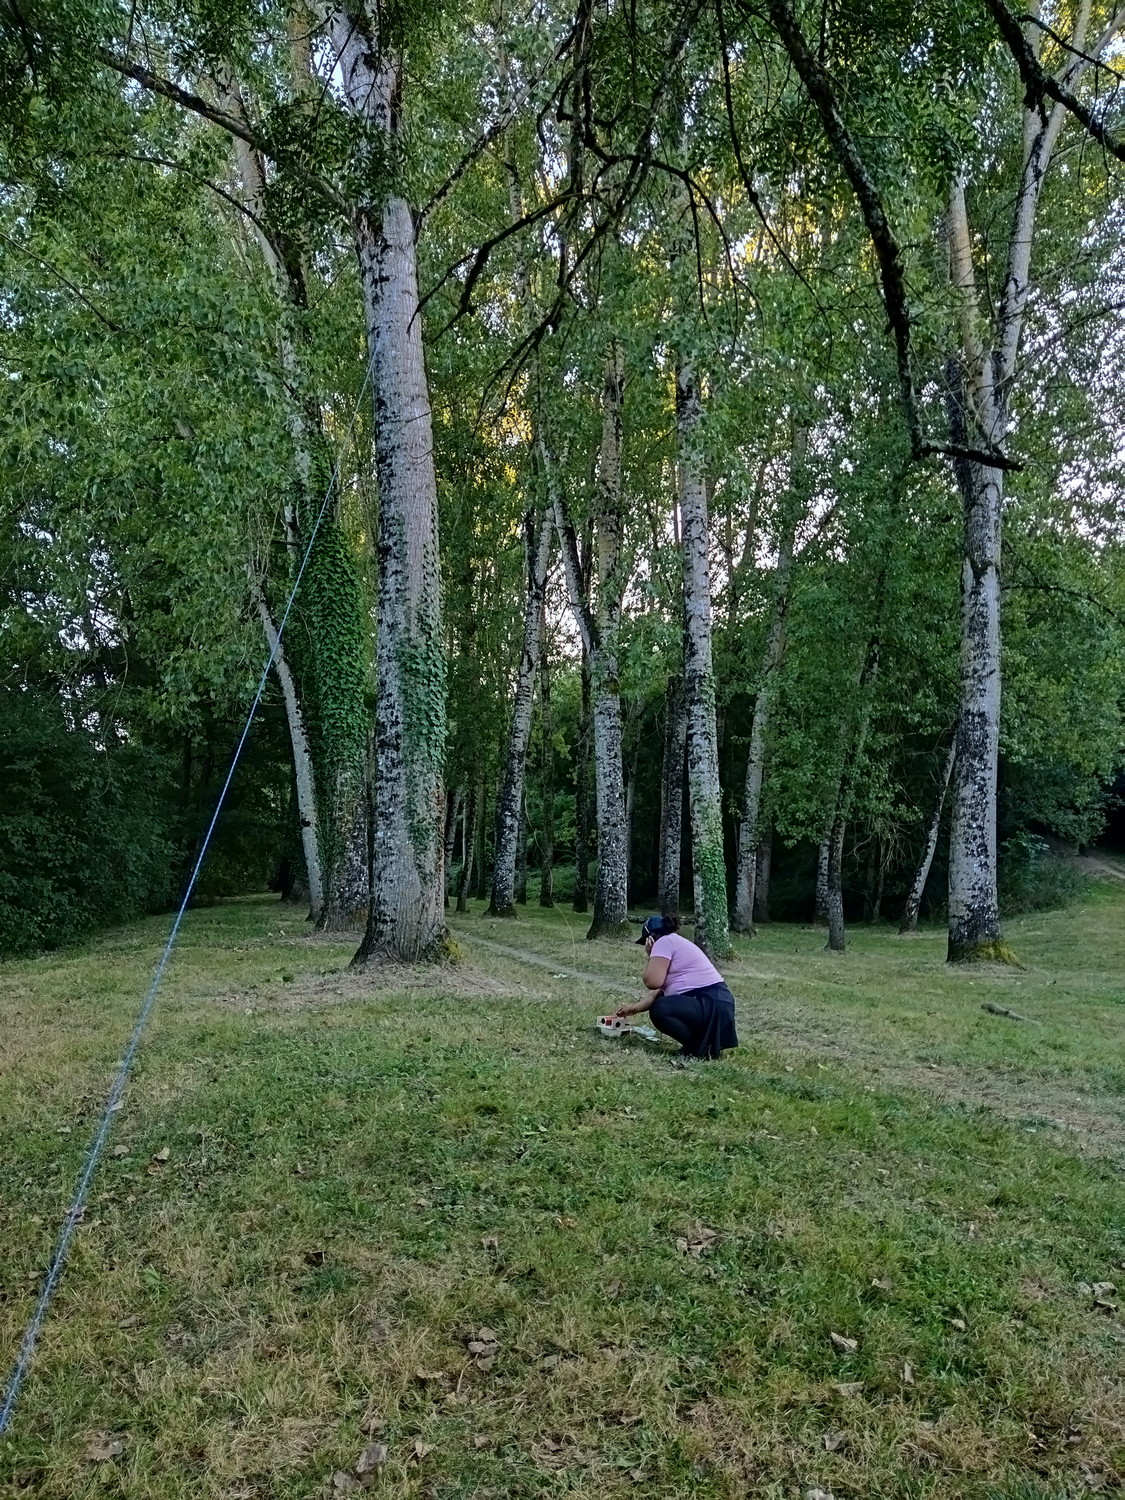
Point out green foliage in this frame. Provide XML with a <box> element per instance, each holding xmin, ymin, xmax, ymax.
<box><xmin>999</xmin><ymin>834</ymin><xmax>1089</xmax><ymax>918</ymax></box>
<box><xmin>0</xmin><ymin>688</ymin><xmax>175</xmax><ymax>956</ymax></box>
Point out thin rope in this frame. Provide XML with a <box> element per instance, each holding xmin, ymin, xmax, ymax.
<box><xmin>0</xmin><ymin>359</ymin><xmax>374</xmax><ymax>1436</ymax></box>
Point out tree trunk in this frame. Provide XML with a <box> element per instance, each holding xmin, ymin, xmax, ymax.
<box><xmin>901</xmin><ymin>737</ymin><xmax>956</xmax><ymax>934</ymax></box>
<box><xmin>573</xmin><ymin>651</ymin><xmax>592</xmax><ymax>914</ymax></box>
<box><xmin>488</xmin><ymin>508</ymin><xmax>553</xmax><ymax>916</ymax></box>
<box><xmin>330</xmin><ymin>14</ymin><xmax>446</xmax><ymax>966</ymax></box>
<box><xmin>538</xmin><ymin>622</ymin><xmax>556</xmax><ymax>907</ymax></box>
<box><xmin>815</xmin><ymin>837</ymin><xmax>830</xmax><ymax>924</ymax></box>
<box><xmin>548</xmin><ymin>348</ymin><xmax>631</xmax><ymax>940</ymax></box>
<box><xmin>657</xmin><ymin>673</ymin><xmax>686</xmax><ymax>922</ymax></box>
<box><xmin>456</xmin><ymin>784</ymin><xmax>479</xmax><ymax>914</ymax></box>
<box><xmin>825</xmin><ymin>815</ymin><xmax>847</xmax><ymax>952</ymax></box>
<box><xmin>443</xmin><ymin>786</ymin><xmax>463</xmax><ymax>910</ymax></box>
<box><xmin>253</xmin><ymin>583</ymin><xmax>324</xmax><ymax>922</ymax></box>
<box><xmin>676</xmin><ymin>361</ymin><xmax>730</xmax><ymax>959</ymax></box>
<box><xmin>731</xmin><ymin>452</ymin><xmax>799</xmax><ymax>934</ymax></box>
<box><xmin>754</xmin><ymin>831</ymin><xmax>772</xmax><ymax>924</ymax></box>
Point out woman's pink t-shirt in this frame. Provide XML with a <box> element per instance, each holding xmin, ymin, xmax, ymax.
<box><xmin>651</xmin><ymin>933</ymin><xmax>723</xmax><ymax>994</ymax></box>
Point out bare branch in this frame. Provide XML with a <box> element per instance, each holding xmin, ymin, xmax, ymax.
<box><xmin>980</xmin><ymin>0</ymin><xmax>1125</xmax><ymax>161</ymax></box>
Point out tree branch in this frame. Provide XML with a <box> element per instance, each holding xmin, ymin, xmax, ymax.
<box><xmin>980</xmin><ymin>0</ymin><xmax>1125</xmax><ymax>162</ymax></box>
<box><xmin>96</xmin><ymin>50</ymin><xmax>352</xmax><ymax>217</ymax></box>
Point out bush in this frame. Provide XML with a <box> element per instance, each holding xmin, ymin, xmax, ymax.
<box><xmin>0</xmin><ymin>687</ymin><xmax>177</xmax><ymax>956</ymax></box>
<box><xmin>998</xmin><ymin>832</ymin><xmax>1087</xmax><ymax>916</ymax></box>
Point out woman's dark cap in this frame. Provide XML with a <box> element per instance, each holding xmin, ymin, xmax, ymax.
<box><xmin>637</xmin><ymin>915</ymin><xmax>668</xmax><ymax>944</ymax></box>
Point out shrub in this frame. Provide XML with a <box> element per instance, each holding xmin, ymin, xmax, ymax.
<box><xmin>998</xmin><ymin>832</ymin><xmax>1087</xmax><ymax>917</ymax></box>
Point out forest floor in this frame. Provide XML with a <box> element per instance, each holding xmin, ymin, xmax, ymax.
<box><xmin>1</xmin><ymin>883</ymin><xmax>1123</xmax><ymax>1499</ymax></box>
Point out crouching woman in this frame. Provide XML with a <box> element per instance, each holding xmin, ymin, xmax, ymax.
<box><xmin>616</xmin><ymin>915</ymin><xmax>738</xmax><ymax>1060</ymax></box>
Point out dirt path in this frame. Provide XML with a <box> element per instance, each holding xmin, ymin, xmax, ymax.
<box><xmin>459</xmin><ymin>932</ymin><xmax>636</xmax><ymax>994</ymax></box>
<box><xmin>1080</xmin><ymin>855</ymin><xmax>1125</xmax><ymax>881</ymax></box>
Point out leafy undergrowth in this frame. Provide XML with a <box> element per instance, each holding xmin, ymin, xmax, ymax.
<box><xmin>0</xmin><ymin>894</ymin><xmax>1123</xmax><ymax>1498</ymax></box>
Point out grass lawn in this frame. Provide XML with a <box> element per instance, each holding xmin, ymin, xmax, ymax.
<box><xmin>1</xmin><ymin>884</ymin><xmax>1123</xmax><ymax>1498</ymax></box>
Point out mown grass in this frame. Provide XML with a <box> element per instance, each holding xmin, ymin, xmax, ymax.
<box><xmin>1</xmin><ymin>888</ymin><xmax>1123</xmax><ymax>1498</ymax></box>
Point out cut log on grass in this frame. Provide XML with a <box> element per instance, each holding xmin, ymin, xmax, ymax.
<box><xmin>981</xmin><ymin>1001</ymin><xmax>1032</xmax><ymax>1021</ymax></box>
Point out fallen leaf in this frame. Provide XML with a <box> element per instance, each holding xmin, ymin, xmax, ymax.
<box><xmin>359</xmin><ymin>1414</ymin><xmax>385</xmax><ymax>1436</ymax></box>
<box><xmin>1094</xmin><ymin>1296</ymin><xmax>1118</xmax><ymax>1312</ymax></box>
<box><xmin>411</xmin><ymin>1439</ymin><xmax>433</xmax><ymax>1460</ymax></box>
<box><xmin>616</xmin><ymin>1411</ymin><xmax>643</xmax><ymax>1426</ymax></box>
<box><xmin>830</xmin><ymin>1381</ymin><xmax>864</xmax><ymax>1399</ymax></box>
<box><xmin>539</xmin><ymin>1354</ymin><xmax>560</xmax><ymax>1371</ymax></box>
<box><xmin>629</xmin><ymin>1468</ymin><xmax>646</xmax><ymax>1482</ymax></box>
<box><xmin>823</xmin><ymin>1431</ymin><xmax>846</xmax><ymax>1452</ymax></box>
<box><xmin>111</xmin><ymin>1146</ymin><xmax>128</xmax><ymax>1158</ymax></box>
<box><xmin>117</xmin><ymin>1315</ymin><xmax>139</xmax><ymax>1330</ymax></box>
<box><xmin>355</xmin><ymin>1443</ymin><xmax>387</xmax><ymax>1475</ymax></box>
<box><xmin>476</xmin><ymin>1326</ymin><xmax>498</xmax><ymax>1343</ymax></box>
<box><xmin>805</xmin><ymin>1490</ymin><xmax>837</xmax><ymax>1500</ymax></box>
<box><xmin>85</xmin><ymin>1434</ymin><xmax>128</xmax><ymax>1462</ymax></box>
<box><xmin>304</xmin><ymin>1249</ymin><xmax>327</xmax><ymax>1267</ymax></box>
<box><xmin>151</xmin><ymin>1147</ymin><xmax>170</xmax><ymax>1163</ymax></box>
<box><xmin>829</xmin><ymin>1332</ymin><xmax>859</xmax><ymax>1353</ymax></box>
<box><xmin>902</xmin><ymin>1361</ymin><xmax>915</xmax><ymax>1385</ymax></box>
<box><xmin>331</xmin><ymin>1472</ymin><xmax>361</xmax><ymax>1494</ymax></box>
<box><xmin>475</xmin><ymin>1355</ymin><xmax>497</xmax><ymax>1372</ymax></box>
<box><xmin>603</xmin><ymin>1278</ymin><xmax>623</xmax><ymax>1299</ymax></box>
<box><xmin>555</xmin><ymin>1215</ymin><xmax>577</xmax><ymax>1228</ymax></box>
<box><xmin>870</xmin><ymin>1276</ymin><xmax>893</xmax><ymax>1292</ymax></box>
<box><xmin>471</xmin><ymin>1434</ymin><xmax>490</xmax><ymax>1449</ymax></box>
<box><xmin>949</xmin><ymin>1317</ymin><xmax>967</xmax><ymax>1332</ymax></box>
<box><xmin>481</xmin><ymin>1235</ymin><xmax>499</xmax><ymax>1252</ymax></box>
<box><xmin>1091</xmin><ymin>1282</ymin><xmax>1116</xmax><ymax>1297</ymax></box>
<box><xmin>414</xmin><ymin>1369</ymin><xmax>447</xmax><ymax>1383</ymax></box>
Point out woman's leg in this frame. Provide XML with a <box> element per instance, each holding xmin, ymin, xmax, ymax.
<box><xmin>650</xmin><ymin>991</ymin><xmax>705</xmax><ymax>1053</ymax></box>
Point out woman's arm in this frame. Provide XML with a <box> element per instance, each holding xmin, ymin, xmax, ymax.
<box><xmin>642</xmin><ymin>954</ymin><xmax>670</xmax><ymax>991</ymax></box>
<box><xmin>615</xmin><ymin>993</ymin><xmax>655</xmax><ymax>1018</ymax></box>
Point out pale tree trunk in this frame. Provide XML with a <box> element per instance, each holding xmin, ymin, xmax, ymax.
<box><xmin>443</xmin><ymin>786</ymin><xmax>463</xmax><ymax>910</ymax></box>
<box><xmin>488</xmin><ymin>509</ymin><xmax>553</xmax><ymax>915</ymax></box>
<box><xmin>538</xmin><ymin>620</ymin><xmax>556</xmax><ymax>907</ymax></box>
<box><xmin>901</xmin><ymin>737</ymin><xmax>956</xmax><ymax>934</ymax></box>
<box><xmin>657</xmin><ymin>673</ymin><xmax>686</xmax><ymax>922</ymax></box>
<box><xmin>676</xmin><ymin>361</ymin><xmax>730</xmax><ymax>959</ymax></box>
<box><xmin>549</xmin><ymin>347</ymin><xmax>631</xmax><ymax>940</ymax></box>
<box><xmin>731</xmin><ymin>436</ymin><xmax>801</xmax><ymax>933</ymax></box>
<box><xmin>815</xmin><ymin>837</ymin><xmax>830</xmax><ymax>925</ymax></box>
<box><xmin>944</xmin><ymin>3</ymin><xmax>1108</xmax><ymax>962</ymax></box>
<box><xmin>252</xmin><ymin>583</ymin><xmax>324</xmax><ymax>921</ymax></box>
<box><xmin>573</xmin><ymin>651</ymin><xmax>592</xmax><ymax>914</ymax></box>
<box><xmin>474</xmin><ymin>783</ymin><xmax>493</xmax><ymax>900</ymax></box>
<box><xmin>328</xmin><ymin>13</ymin><xmax>447</xmax><ymax>964</ymax></box>
<box><xmin>456</xmin><ymin>784</ymin><xmax>479</xmax><ymax>914</ymax></box>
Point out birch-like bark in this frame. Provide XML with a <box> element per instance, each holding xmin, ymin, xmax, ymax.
<box><xmin>252</xmin><ymin>584</ymin><xmax>324</xmax><ymax>921</ymax></box>
<box><xmin>657</xmin><ymin>673</ymin><xmax>686</xmax><ymax>921</ymax></box>
<box><xmin>815</xmin><ymin>837</ymin><xmax>830</xmax><ymax>924</ymax></box>
<box><xmin>328</xmin><ymin>12</ymin><xmax>447</xmax><ymax>964</ymax></box>
<box><xmin>516</xmin><ymin>808</ymin><xmax>528</xmax><ymax>904</ymax></box>
<box><xmin>456</xmin><ymin>784</ymin><xmax>479</xmax><ymax>914</ymax></box>
<box><xmin>901</xmin><ymin>738</ymin><xmax>956</xmax><ymax>934</ymax></box>
<box><xmin>945</xmin><ymin>3</ymin><xmax>1108</xmax><ymax>962</ymax></box>
<box><xmin>443</xmin><ymin>786</ymin><xmax>463</xmax><ymax>910</ymax></box>
<box><xmin>731</xmin><ymin>443</ymin><xmax>800</xmax><ymax>933</ymax></box>
<box><xmin>538</xmin><ymin>622</ymin><xmax>556</xmax><ymax>907</ymax></box>
<box><xmin>487</xmin><ymin>509</ymin><xmax>553</xmax><ymax>915</ymax></box>
<box><xmin>548</xmin><ymin>349</ymin><xmax>631</xmax><ymax>940</ymax></box>
<box><xmin>676</xmin><ymin>361</ymin><xmax>730</xmax><ymax>959</ymax></box>
<box><xmin>573</xmin><ymin>651</ymin><xmax>592</xmax><ymax>914</ymax></box>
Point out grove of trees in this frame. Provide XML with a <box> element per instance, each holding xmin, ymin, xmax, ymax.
<box><xmin>2</xmin><ymin>0</ymin><xmax>1123</xmax><ymax>964</ymax></box>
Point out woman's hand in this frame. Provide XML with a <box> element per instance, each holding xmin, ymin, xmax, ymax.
<box><xmin>615</xmin><ymin>1002</ymin><xmax>641</xmax><ymax>1018</ymax></box>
